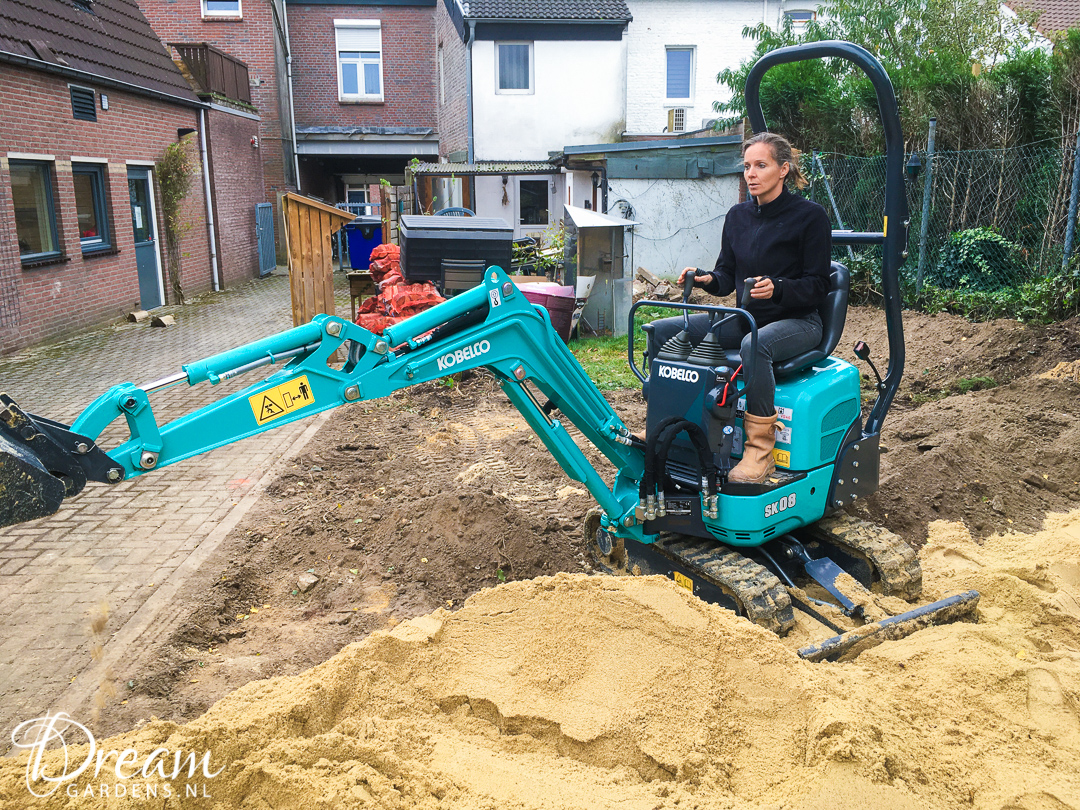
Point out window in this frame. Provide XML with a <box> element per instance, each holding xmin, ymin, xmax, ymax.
<box><xmin>72</xmin><ymin>164</ymin><xmax>111</xmax><ymax>253</ymax></box>
<box><xmin>10</xmin><ymin>161</ymin><xmax>60</xmax><ymax>262</ymax></box>
<box><xmin>666</xmin><ymin>47</ymin><xmax>694</xmax><ymax>101</ymax></box>
<box><xmin>496</xmin><ymin>42</ymin><xmax>532</xmax><ymax>94</ymax></box>
<box><xmin>70</xmin><ymin>86</ymin><xmax>96</xmax><ymax>121</ymax></box>
<box><xmin>519</xmin><ymin>180</ymin><xmax>548</xmax><ymax>226</ymax></box>
<box><xmin>203</xmin><ymin>0</ymin><xmax>240</xmax><ymax>17</ymax></box>
<box><xmin>784</xmin><ymin>9</ymin><xmax>816</xmax><ymax>27</ymax></box>
<box><xmin>336</xmin><ymin>20</ymin><xmax>382</xmax><ymax>101</ymax></box>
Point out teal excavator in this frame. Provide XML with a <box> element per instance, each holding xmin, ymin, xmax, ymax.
<box><xmin>0</xmin><ymin>42</ymin><xmax>978</xmax><ymax>661</ymax></box>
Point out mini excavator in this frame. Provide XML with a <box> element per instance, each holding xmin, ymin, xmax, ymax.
<box><xmin>0</xmin><ymin>42</ymin><xmax>978</xmax><ymax>661</ymax></box>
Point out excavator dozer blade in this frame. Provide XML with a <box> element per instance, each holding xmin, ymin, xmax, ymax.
<box><xmin>797</xmin><ymin>589</ymin><xmax>981</xmax><ymax>663</ymax></box>
<box><xmin>0</xmin><ymin>431</ymin><xmax>66</xmax><ymax>528</ymax></box>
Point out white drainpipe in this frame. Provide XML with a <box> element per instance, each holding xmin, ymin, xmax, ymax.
<box><xmin>198</xmin><ymin>107</ymin><xmax>221</xmax><ymax>291</ymax></box>
<box><xmin>282</xmin><ymin>2</ymin><xmax>302</xmax><ymax>191</ymax></box>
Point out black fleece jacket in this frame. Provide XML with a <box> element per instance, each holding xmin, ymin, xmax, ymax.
<box><xmin>702</xmin><ymin>185</ymin><xmax>832</xmax><ymax>327</ymax></box>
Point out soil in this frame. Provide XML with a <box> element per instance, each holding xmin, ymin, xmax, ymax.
<box><xmin>5</xmin><ymin>305</ymin><xmax>1080</xmax><ymax>808</ymax></box>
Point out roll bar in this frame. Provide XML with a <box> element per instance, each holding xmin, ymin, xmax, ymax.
<box><xmin>745</xmin><ymin>40</ymin><xmax>907</xmax><ymax>435</ymax></box>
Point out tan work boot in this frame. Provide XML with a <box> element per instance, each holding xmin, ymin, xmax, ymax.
<box><xmin>729</xmin><ymin>412</ymin><xmax>782</xmax><ymax>484</ymax></box>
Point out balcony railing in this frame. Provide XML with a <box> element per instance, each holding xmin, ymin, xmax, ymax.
<box><xmin>171</xmin><ymin>42</ymin><xmax>251</xmax><ymax>104</ymax></box>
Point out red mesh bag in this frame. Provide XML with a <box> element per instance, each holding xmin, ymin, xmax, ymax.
<box><xmin>352</xmin><ymin>242</ymin><xmax>445</xmax><ymax>335</ymax></box>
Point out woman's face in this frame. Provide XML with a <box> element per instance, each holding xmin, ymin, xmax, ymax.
<box><xmin>743</xmin><ymin>142</ymin><xmax>789</xmax><ymax>204</ymax></box>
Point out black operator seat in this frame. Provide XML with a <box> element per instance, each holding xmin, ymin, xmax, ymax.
<box><xmin>719</xmin><ymin>261</ymin><xmax>850</xmax><ymax>377</ymax></box>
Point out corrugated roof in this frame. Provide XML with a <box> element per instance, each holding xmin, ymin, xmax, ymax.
<box><xmin>0</xmin><ymin>0</ymin><xmax>198</xmax><ymax>102</ymax></box>
<box><xmin>461</xmin><ymin>0</ymin><xmax>631</xmax><ymax>22</ymax></box>
<box><xmin>1007</xmin><ymin>0</ymin><xmax>1080</xmax><ymax>33</ymax></box>
<box><xmin>412</xmin><ymin>161</ymin><xmax>556</xmax><ymax>174</ymax></box>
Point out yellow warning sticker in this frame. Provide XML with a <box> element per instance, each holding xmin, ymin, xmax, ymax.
<box><xmin>673</xmin><ymin>571</ymin><xmax>693</xmax><ymax>593</ymax></box>
<box><xmin>249</xmin><ymin>375</ymin><xmax>315</xmax><ymax>426</ymax></box>
<box><xmin>773</xmin><ymin>449</ymin><xmax>791</xmax><ymax>468</ymax></box>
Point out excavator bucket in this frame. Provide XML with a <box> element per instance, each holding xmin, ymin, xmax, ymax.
<box><xmin>0</xmin><ymin>431</ymin><xmax>66</xmax><ymax>527</ymax></box>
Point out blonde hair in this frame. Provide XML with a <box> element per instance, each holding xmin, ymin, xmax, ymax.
<box><xmin>742</xmin><ymin>132</ymin><xmax>808</xmax><ymax>190</ymax></box>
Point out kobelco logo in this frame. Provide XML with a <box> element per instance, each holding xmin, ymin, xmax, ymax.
<box><xmin>657</xmin><ymin>365</ymin><xmax>700</xmax><ymax>383</ymax></box>
<box><xmin>764</xmin><ymin>493</ymin><xmax>796</xmax><ymax>518</ymax></box>
<box><xmin>437</xmin><ymin>339</ymin><xmax>491</xmax><ymax>371</ymax></box>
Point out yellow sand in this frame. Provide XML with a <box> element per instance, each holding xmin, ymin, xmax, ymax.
<box><xmin>4</xmin><ymin>512</ymin><xmax>1080</xmax><ymax>809</ymax></box>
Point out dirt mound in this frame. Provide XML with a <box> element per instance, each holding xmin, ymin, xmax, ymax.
<box><xmin>856</xmin><ymin>375</ymin><xmax>1080</xmax><ymax>542</ymax></box>
<box><xmin>5</xmin><ymin>512</ymin><xmax>1079</xmax><ymax>809</ymax></box>
<box><xmin>74</xmin><ymin>305</ymin><xmax>1080</xmax><ymax>737</ymax></box>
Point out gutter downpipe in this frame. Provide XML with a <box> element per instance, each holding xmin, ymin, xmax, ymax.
<box><xmin>198</xmin><ymin>108</ymin><xmax>221</xmax><ymax>291</ymax></box>
<box><xmin>282</xmin><ymin>2</ymin><xmax>302</xmax><ymax>191</ymax></box>
<box><xmin>466</xmin><ymin>18</ymin><xmax>476</xmax><ymax>163</ymax></box>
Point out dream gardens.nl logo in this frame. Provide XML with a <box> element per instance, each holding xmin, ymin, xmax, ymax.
<box><xmin>11</xmin><ymin>712</ymin><xmax>223</xmax><ymax>800</ymax></box>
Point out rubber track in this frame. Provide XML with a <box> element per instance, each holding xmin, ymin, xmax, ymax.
<box><xmin>808</xmin><ymin>513</ymin><xmax>923</xmax><ymax>601</ymax></box>
<box><xmin>660</xmin><ymin>536</ymin><xmax>796</xmax><ymax>635</ymax></box>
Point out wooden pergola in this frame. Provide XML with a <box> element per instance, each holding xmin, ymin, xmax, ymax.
<box><xmin>282</xmin><ymin>193</ymin><xmax>355</xmax><ymax>326</ymax></box>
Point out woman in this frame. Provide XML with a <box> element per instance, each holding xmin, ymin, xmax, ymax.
<box><xmin>650</xmin><ymin>132</ymin><xmax>832</xmax><ymax>484</ymax></box>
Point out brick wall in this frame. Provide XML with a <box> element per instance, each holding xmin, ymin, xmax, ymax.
<box><xmin>289</xmin><ymin>4</ymin><xmax>437</xmax><ymax>130</ymax></box>
<box><xmin>139</xmin><ymin>0</ymin><xmax>296</xmax><ymax>248</ymax></box>
<box><xmin>206</xmin><ymin>107</ymin><xmax>265</xmax><ymax>286</ymax></box>
<box><xmin>435</xmin><ymin>0</ymin><xmax>467</xmax><ymax>157</ymax></box>
<box><xmin>0</xmin><ymin>66</ymin><xmax>210</xmax><ymax>354</ymax></box>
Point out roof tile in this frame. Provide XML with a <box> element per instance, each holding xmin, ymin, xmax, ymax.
<box><xmin>462</xmin><ymin>0</ymin><xmax>631</xmax><ymax>22</ymax></box>
<box><xmin>0</xmin><ymin>0</ymin><xmax>198</xmax><ymax>101</ymax></box>
<box><xmin>1008</xmin><ymin>0</ymin><xmax>1080</xmax><ymax>33</ymax></box>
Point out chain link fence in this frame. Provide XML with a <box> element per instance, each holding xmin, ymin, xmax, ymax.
<box><xmin>805</xmin><ymin>139</ymin><xmax>1080</xmax><ymax>316</ymax></box>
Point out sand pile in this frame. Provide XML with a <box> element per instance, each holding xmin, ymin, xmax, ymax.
<box><xmin>4</xmin><ymin>512</ymin><xmax>1080</xmax><ymax>810</ymax></box>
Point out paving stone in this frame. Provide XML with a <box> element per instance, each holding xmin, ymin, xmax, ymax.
<box><xmin>0</xmin><ymin>272</ymin><xmax>349</xmax><ymax>742</ymax></box>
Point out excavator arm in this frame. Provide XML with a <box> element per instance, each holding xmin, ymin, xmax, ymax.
<box><xmin>0</xmin><ymin>267</ymin><xmax>645</xmax><ymax>533</ymax></box>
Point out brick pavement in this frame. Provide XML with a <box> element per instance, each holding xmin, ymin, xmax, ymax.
<box><xmin>0</xmin><ymin>272</ymin><xmax>349</xmax><ymax>747</ymax></box>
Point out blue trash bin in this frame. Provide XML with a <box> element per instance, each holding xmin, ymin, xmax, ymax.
<box><xmin>344</xmin><ymin>215</ymin><xmax>383</xmax><ymax>270</ymax></box>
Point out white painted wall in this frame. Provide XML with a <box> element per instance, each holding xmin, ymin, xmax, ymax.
<box><xmin>604</xmin><ymin>173</ymin><xmax>742</xmax><ymax>277</ymax></box>
<box><xmin>624</xmin><ymin>0</ymin><xmax>816</xmax><ymax>134</ymax></box>
<box><xmin>471</xmin><ymin>174</ymin><xmax>568</xmax><ymax>239</ymax></box>
<box><xmin>472</xmin><ymin>39</ymin><xmax>627</xmax><ymax>161</ymax></box>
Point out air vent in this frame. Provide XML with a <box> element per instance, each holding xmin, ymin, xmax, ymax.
<box><xmin>71</xmin><ymin>86</ymin><xmax>96</xmax><ymax>121</ymax></box>
<box><xmin>667</xmin><ymin>107</ymin><xmax>686</xmax><ymax>132</ymax></box>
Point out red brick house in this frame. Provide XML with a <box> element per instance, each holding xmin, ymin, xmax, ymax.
<box><xmin>0</xmin><ymin>0</ymin><xmax>217</xmax><ymax>353</ymax></box>
<box><xmin>287</xmin><ymin>0</ymin><xmax>439</xmax><ymax>205</ymax></box>
<box><xmin>138</xmin><ymin>0</ymin><xmax>299</xmax><ymax>258</ymax></box>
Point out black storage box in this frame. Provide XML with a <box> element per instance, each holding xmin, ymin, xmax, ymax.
<box><xmin>399</xmin><ymin>215</ymin><xmax>513</xmax><ymax>290</ymax></box>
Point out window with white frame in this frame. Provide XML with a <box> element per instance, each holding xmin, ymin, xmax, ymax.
<box><xmin>202</xmin><ymin>0</ymin><xmax>240</xmax><ymax>17</ymax></box>
<box><xmin>666</xmin><ymin>47</ymin><xmax>694</xmax><ymax>101</ymax></box>
<box><xmin>336</xmin><ymin>20</ymin><xmax>383</xmax><ymax>101</ymax></box>
<box><xmin>496</xmin><ymin>42</ymin><xmax>533</xmax><ymax>94</ymax></box>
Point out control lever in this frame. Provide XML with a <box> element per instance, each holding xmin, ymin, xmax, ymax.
<box><xmin>854</xmin><ymin>340</ymin><xmax>885</xmax><ymax>391</ymax></box>
<box><xmin>740</xmin><ymin>277</ymin><xmax>757</xmax><ymax>310</ymax></box>
<box><xmin>681</xmin><ymin>268</ymin><xmax>707</xmax><ymax>330</ymax></box>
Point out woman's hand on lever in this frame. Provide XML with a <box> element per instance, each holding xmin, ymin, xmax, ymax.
<box><xmin>747</xmin><ymin>276</ymin><xmax>775</xmax><ymax>300</ymax></box>
<box><xmin>678</xmin><ymin>267</ymin><xmax>708</xmax><ymax>286</ymax></box>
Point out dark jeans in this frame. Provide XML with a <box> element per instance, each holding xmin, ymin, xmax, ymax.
<box><xmin>647</xmin><ymin>311</ymin><xmax>823</xmax><ymax>416</ymax></box>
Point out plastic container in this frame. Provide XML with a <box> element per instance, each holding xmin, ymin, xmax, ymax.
<box><xmin>519</xmin><ymin>283</ymin><xmax>576</xmax><ymax>343</ymax></box>
<box><xmin>399</xmin><ymin>215</ymin><xmax>513</xmax><ymax>287</ymax></box>
<box><xmin>344</xmin><ymin>215</ymin><xmax>383</xmax><ymax>270</ymax></box>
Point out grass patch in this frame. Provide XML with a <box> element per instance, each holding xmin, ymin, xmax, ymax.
<box><xmin>570</xmin><ymin>305</ymin><xmax>669</xmax><ymax>391</ymax></box>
